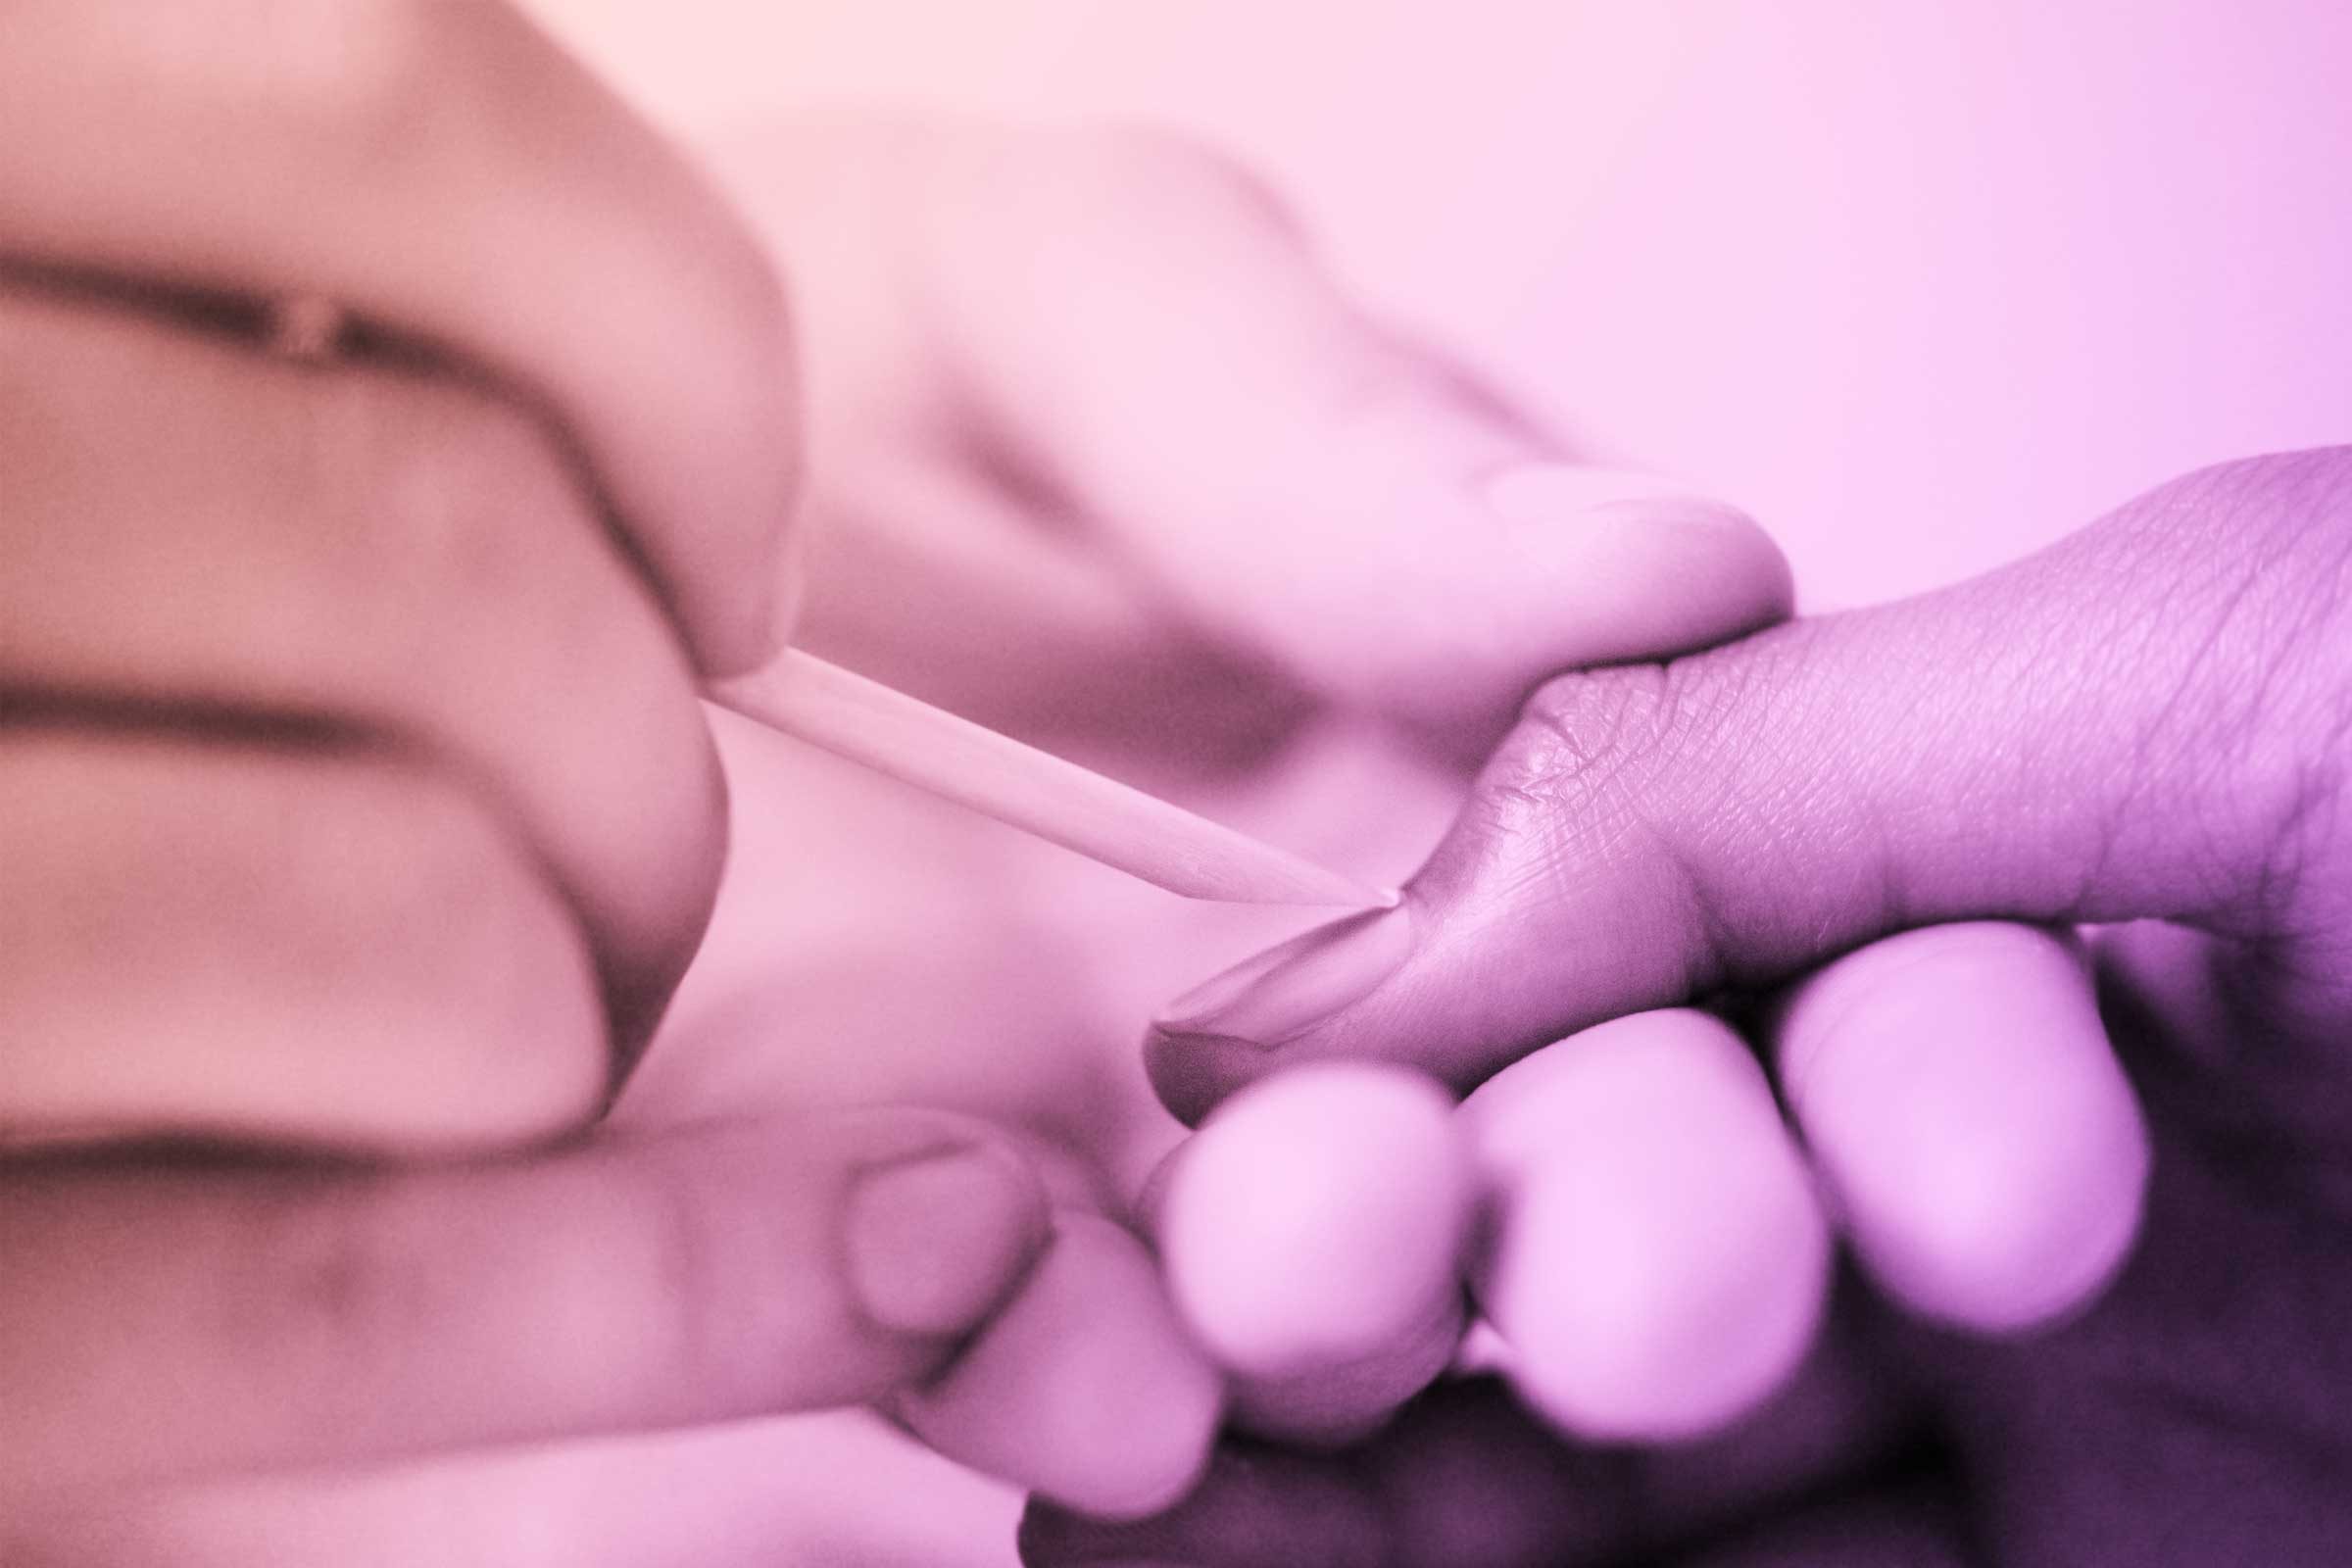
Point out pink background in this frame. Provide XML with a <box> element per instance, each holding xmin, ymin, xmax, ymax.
<box><xmin>537</xmin><ymin>0</ymin><xmax>2352</xmax><ymax>607</ymax></box>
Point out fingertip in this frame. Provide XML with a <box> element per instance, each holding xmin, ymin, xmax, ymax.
<box><xmin>846</xmin><ymin>1140</ymin><xmax>1053</xmax><ymax>1338</ymax></box>
<box><xmin>1775</xmin><ymin>922</ymin><xmax>2152</xmax><ymax>1333</ymax></box>
<box><xmin>1155</xmin><ymin>1063</ymin><xmax>1473</xmax><ymax>1443</ymax></box>
<box><xmin>626</xmin><ymin>152</ymin><xmax>804</xmax><ymax>683</ymax></box>
<box><xmin>676</xmin><ymin>530</ymin><xmax>790</xmax><ymax>677</ymax></box>
<box><xmin>1643</xmin><ymin>496</ymin><xmax>1796</xmax><ymax>641</ymax></box>
<box><xmin>902</xmin><ymin>1212</ymin><xmax>1222</xmax><ymax>1522</ymax></box>
<box><xmin>692</xmin><ymin>423</ymin><xmax>802</xmax><ymax>679</ymax></box>
<box><xmin>1484</xmin><ymin>469</ymin><xmax>1795</xmax><ymax>663</ymax></box>
<box><xmin>1326</xmin><ymin>465</ymin><xmax>1795</xmax><ymax>753</ymax></box>
<box><xmin>1466</xmin><ymin>1012</ymin><xmax>1833</xmax><ymax>1443</ymax></box>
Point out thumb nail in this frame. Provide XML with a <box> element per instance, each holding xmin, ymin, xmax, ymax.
<box><xmin>1152</xmin><ymin>906</ymin><xmax>1414</xmax><ymax>1049</ymax></box>
<box><xmin>846</xmin><ymin>1143</ymin><xmax>1048</xmax><ymax>1336</ymax></box>
<box><xmin>1482</xmin><ymin>462</ymin><xmax>1745</xmax><ymax>529</ymax></box>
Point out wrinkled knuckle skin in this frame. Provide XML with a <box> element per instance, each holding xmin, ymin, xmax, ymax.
<box><xmin>1493</xmin><ymin>664</ymin><xmax>1684</xmax><ymax>829</ymax></box>
<box><xmin>1411</xmin><ymin>663</ymin><xmax>1690</xmax><ymax>917</ymax></box>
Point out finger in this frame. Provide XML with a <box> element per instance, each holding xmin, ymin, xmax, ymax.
<box><xmin>1462</xmin><ymin>1010</ymin><xmax>1832</xmax><ymax>1442</ymax></box>
<box><xmin>903</xmin><ymin>128</ymin><xmax>1791</xmax><ymax>749</ymax></box>
<box><xmin>0</xmin><ymin>1111</ymin><xmax>1049</xmax><ymax>1498</ymax></box>
<box><xmin>5</xmin><ymin>1408</ymin><xmax>1021</xmax><ymax>1568</ymax></box>
<box><xmin>1772</xmin><ymin>922</ymin><xmax>2150</xmax><ymax>1332</ymax></box>
<box><xmin>0</xmin><ymin>0</ymin><xmax>794</xmax><ymax>672</ymax></box>
<box><xmin>1149</xmin><ymin>449</ymin><xmax>2352</xmax><ymax>1119</ymax></box>
<box><xmin>1151</xmin><ymin>1062</ymin><xmax>1472</xmax><ymax>1446</ymax></box>
<box><xmin>897</xmin><ymin>1210</ymin><xmax>1224</xmax><ymax>1521</ymax></box>
<box><xmin>0</xmin><ymin>726</ymin><xmax>602</xmax><ymax>1153</ymax></box>
<box><xmin>0</xmin><ymin>286</ymin><xmax>722</xmax><ymax>1052</ymax></box>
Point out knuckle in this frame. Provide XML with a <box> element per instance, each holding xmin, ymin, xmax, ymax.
<box><xmin>1474</xmin><ymin>644</ymin><xmax>1822</xmax><ymax>986</ymax></box>
<box><xmin>1436</xmin><ymin>662</ymin><xmax>1693</xmax><ymax>913</ymax></box>
<box><xmin>2104</xmin><ymin>448</ymin><xmax>2352</xmax><ymax>909</ymax></box>
<box><xmin>1499</xmin><ymin>663</ymin><xmax>1685</xmax><ymax>826</ymax></box>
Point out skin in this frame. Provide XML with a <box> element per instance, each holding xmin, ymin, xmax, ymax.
<box><xmin>0</xmin><ymin>44</ymin><xmax>1798</xmax><ymax>1558</ymax></box>
<box><xmin>6</xmin><ymin>10</ymin><xmax>2252</xmax><ymax>1556</ymax></box>
<box><xmin>1037</xmin><ymin>449</ymin><xmax>2352</xmax><ymax>1564</ymax></box>
<box><xmin>2</xmin><ymin>5</ymin><xmax>1128</xmax><ymax>1512</ymax></box>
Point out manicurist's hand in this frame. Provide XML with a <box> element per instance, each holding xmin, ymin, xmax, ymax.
<box><xmin>0</xmin><ymin>2</ymin><xmax>1063</xmax><ymax>1503</ymax></box>
<box><xmin>700</xmin><ymin>119</ymin><xmax>1794</xmax><ymax>768</ymax></box>
<box><xmin>3</xmin><ymin>115</ymin><xmax>1800</xmax><ymax>1564</ymax></box>
<box><xmin>1038</xmin><ymin>450</ymin><xmax>2352</xmax><ymax>1564</ymax></box>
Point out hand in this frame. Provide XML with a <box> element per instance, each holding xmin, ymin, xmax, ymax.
<box><xmin>0</xmin><ymin>2</ymin><xmax>1060</xmax><ymax>1504</ymax></box>
<box><xmin>698</xmin><ymin>118</ymin><xmax>1791</xmax><ymax>769</ymax></box>
<box><xmin>2</xmin><ymin>116</ymin><xmax>1795</xmax><ymax>1564</ymax></box>
<box><xmin>1056</xmin><ymin>449</ymin><xmax>2352</xmax><ymax>1563</ymax></box>
<box><xmin>670</xmin><ymin>116</ymin><xmax>1798</xmax><ymax>1525</ymax></box>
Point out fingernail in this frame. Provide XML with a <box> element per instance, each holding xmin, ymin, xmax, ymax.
<box><xmin>1482</xmin><ymin>462</ymin><xmax>1738</xmax><ymax>527</ymax></box>
<box><xmin>1152</xmin><ymin>906</ymin><xmax>1414</xmax><ymax>1048</ymax></box>
<box><xmin>847</xmin><ymin>1144</ymin><xmax>1048</xmax><ymax>1336</ymax></box>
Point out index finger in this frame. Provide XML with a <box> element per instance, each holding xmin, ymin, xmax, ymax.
<box><xmin>0</xmin><ymin>0</ymin><xmax>795</xmax><ymax>673</ymax></box>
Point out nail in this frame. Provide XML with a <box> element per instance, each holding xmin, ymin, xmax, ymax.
<box><xmin>846</xmin><ymin>1143</ymin><xmax>1047</xmax><ymax>1336</ymax></box>
<box><xmin>1481</xmin><ymin>462</ymin><xmax>1741</xmax><ymax>528</ymax></box>
<box><xmin>1152</xmin><ymin>906</ymin><xmax>1414</xmax><ymax>1048</ymax></box>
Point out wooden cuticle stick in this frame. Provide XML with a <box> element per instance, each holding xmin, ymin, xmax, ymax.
<box><xmin>710</xmin><ymin>651</ymin><xmax>1398</xmax><ymax>909</ymax></box>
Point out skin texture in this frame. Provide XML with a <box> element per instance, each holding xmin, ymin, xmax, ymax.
<box><xmin>1038</xmin><ymin>449</ymin><xmax>2352</xmax><ymax>1564</ymax></box>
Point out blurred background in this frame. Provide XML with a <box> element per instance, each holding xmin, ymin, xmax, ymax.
<box><xmin>536</xmin><ymin>0</ymin><xmax>2352</xmax><ymax>606</ymax></box>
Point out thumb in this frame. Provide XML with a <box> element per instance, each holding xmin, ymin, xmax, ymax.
<box><xmin>0</xmin><ymin>1110</ymin><xmax>1049</xmax><ymax>1498</ymax></box>
<box><xmin>1150</xmin><ymin>449</ymin><xmax>2352</xmax><ymax>1120</ymax></box>
<box><xmin>917</xmin><ymin>127</ymin><xmax>1793</xmax><ymax>751</ymax></box>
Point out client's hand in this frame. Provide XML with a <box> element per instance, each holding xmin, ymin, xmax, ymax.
<box><xmin>1035</xmin><ymin>450</ymin><xmax>2352</xmax><ymax>1564</ymax></box>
